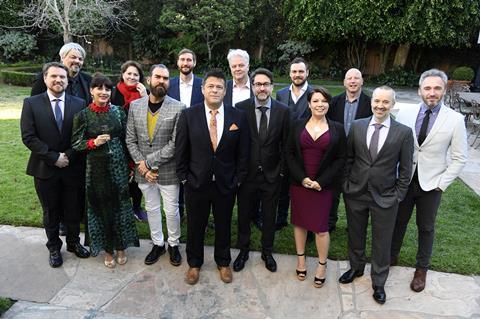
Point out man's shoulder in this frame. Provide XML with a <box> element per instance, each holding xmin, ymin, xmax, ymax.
<box><xmin>66</xmin><ymin>94</ymin><xmax>86</xmax><ymax>107</ymax></box>
<box><xmin>272</xmin><ymin>98</ymin><xmax>289</xmax><ymax>110</ymax></box>
<box><xmin>276</xmin><ymin>86</ymin><xmax>289</xmax><ymax>95</ymax></box>
<box><xmin>129</xmin><ymin>95</ymin><xmax>148</xmax><ymax>108</ymax></box>
<box><xmin>331</xmin><ymin>92</ymin><xmax>346</xmax><ymax>103</ymax></box>
<box><xmin>235</xmin><ymin>98</ymin><xmax>253</xmax><ymax>110</ymax></box>
<box><xmin>165</xmin><ymin>95</ymin><xmax>186</xmax><ymax>109</ymax></box>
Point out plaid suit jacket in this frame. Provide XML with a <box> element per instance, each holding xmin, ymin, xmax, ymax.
<box><xmin>126</xmin><ymin>95</ymin><xmax>186</xmax><ymax>185</ymax></box>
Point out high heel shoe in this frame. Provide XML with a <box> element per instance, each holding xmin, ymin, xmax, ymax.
<box><xmin>116</xmin><ymin>253</ymin><xmax>127</xmax><ymax>265</ymax></box>
<box><xmin>104</xmin><ymin>254</ymin><xmax>116</xmax><ymax>268</ymax></box>
<box><xmin>314</xmin><ymin>260</ymin><xmax>327</xmax><ymax>288</ymax></box>
<box><xmin>296</xmin><ymin>253</ymin><xmax>307</xmax><ymax>281</ymax></box>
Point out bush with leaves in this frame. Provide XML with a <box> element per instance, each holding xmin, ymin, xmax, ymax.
<box><xmin>371</xmin><ymin>66</ymin><xmax>418</xmax><ymax>88</ymax></box>
<box><xmin>0</xmin><ymin>32</ymin><xmax>37</xmax><ymax>61</ymax></box>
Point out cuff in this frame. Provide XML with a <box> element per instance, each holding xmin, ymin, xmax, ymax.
<box><xmin>87</xmin><ymin>139</ymin><xmax>97</xmax><ymax>150</ymax></box>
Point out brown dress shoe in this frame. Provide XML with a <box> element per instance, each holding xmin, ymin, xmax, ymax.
<box><xmin>217</xmin><ymin>266</ymin><xmax>233</xmax><ymax>283</ymax></box>
<box><xmin>410</xmin><ymin>268</ymin><xmax>427</xmax><ymax>292</ymax></box>
<box><xmin>186</xmin><ymin>267</ymin><xmax>200</xmax><ymax>285</ymax></box>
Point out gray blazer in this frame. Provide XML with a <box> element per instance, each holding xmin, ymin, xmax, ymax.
<box><xmin>343</xmin><ymin>116</ymin><xmax>414</xmax><ymax>208</ymax></box>
<box><xmin>126</xmin><ymin>95</ymin><xmax>186</xmax><ymax>185</ymax></box>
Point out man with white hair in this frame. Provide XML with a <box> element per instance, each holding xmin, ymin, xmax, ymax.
<box><xmin>224</xmin><ymin>49</ymin><xmax>252</xmax><ymax>107</ymax></box>
<box><xmin>32</xmin><ymin>42</ymin><xmax>92</xmax><ymax>104</ymax></box>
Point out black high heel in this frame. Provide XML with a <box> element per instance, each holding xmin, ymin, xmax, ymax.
<box><xmin>314</xmin><ymin>260</ymin><xmax>327</xmax><ymax>288</ymax></box>
<box><xmin>296</xmin><ymin>253</ymin><xmax>307</xmax><ymax>281</ymax></box>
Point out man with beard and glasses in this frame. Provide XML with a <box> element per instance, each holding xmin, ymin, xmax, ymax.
<box><xmin>275</xmin><ymin>57</ymin><xmax>314</xmax><ymax>231</ymax></box>
<box><xmin>126</xmin><ymin>64</ymin><xmax>186</xmax><ymax>266</ymax></box>
<box><xmin>326</xmin><ymin>68</ymin><xmax>372</xmax><ymax>232</ymax></box>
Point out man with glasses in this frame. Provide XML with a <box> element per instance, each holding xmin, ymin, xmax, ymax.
<box><xmin>233</xmin><ymin>68</ymin><xmax>290</xmax><ymax>273</ymax></box>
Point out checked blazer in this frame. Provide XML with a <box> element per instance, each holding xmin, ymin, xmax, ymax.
<box><xmin>125</xmin><ymin>95</ymin><xmax>186</xmax><ymax>185</ymax></box>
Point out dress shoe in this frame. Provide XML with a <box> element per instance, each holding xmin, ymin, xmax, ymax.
<box><xmin>372</xmin><ymin>286</ymin><xmax>386</xmax><ymax>304</ymax></box>
<box><xmin>217</xmin><ymin>266</ymin><xmax>233</xmax><ymax>283</ymax></box>
<box><xmin>233</xmin><ymin>250</ymin><xmax>249</xmax><ymax>272</ymax></box>
<box><xmin>410</xmin><ymin>268</ymin><xmax>427</xmax><ymax>292</ymax></box>
<box><xmin>390</xmin><ymin>255</ymin><xmax>398</xmax><ymax>266</ymax></box>
<box><xmin>133</xmin><ymin>208</ymin><xmax>148</xmax><ymax>222</ymax></box>
<box><xmin>67</xmin><ymin>243</ymin><xmax>90</xmax><ymax>258</ymax></box>
<box><xmin>338</xmin><ymin>268</ymin><xmax>364</xmax><ymax>284</ymax></box>
<box><xmin>168</xmin><ymin>245</ymin><xmax>182</xmax><ymax>266</ymax></box>
<box><xmin>49</xmin><ymin>250</ymin><xmax>63</xmax><ymax>268</ymax></box>
<box><xmin>144</xmin><ymin>244</ymin><xmax>166</xmax><ymax>265</ymax></box>
<box><xmin>186</xmin><ymin>267</ymin><xmax>200</xmax><ymax>285</ymax></box>
<box><xmin>261</xmin><ymin>253</ymin><xmax>277</xmax><ymax>272</ymax></box>
<box><xmin>275</xmin><ymin>221</ymin><xmax>288</xmax><ymax>231</ymax></box>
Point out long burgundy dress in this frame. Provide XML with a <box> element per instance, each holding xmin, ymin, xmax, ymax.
<box><xmin>290</xmin><ymin>128</ymin><xmax>333</xmax><ymax>233</ymax></box>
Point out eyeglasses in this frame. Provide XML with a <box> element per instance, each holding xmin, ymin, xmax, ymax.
<box><xmin>253</xmin><ymin>82</ymin><xmax>272</xmax><ymax>88</ymax></box>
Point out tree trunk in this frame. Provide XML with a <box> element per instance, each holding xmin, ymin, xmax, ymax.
<box><xmin>255</xmin><ymin>37</ymin><xmax>265</xmax><ymax>60</ymax></box>
<box><xmin>378</xmin><ymin>44</ymin><xmax>392</xmax><ymax>74</ymax></box>
<box><xmin>412</xmin><ymin>48</ymin><xmax>423</xmax><ymax>73</ymax></box>
<box><xmin>393</xmin><ymin>43</ymin><xmax>411</xmax><ymax>68</ymax></box>
<box><xmin>346</xmin><ymin>41</ymin><xmax>367</xmax><ymax>71</ymax></box>
<box><xmin>63</xmin><ymin>31</ymin><xmax>72</xmax><ymax>43</ymax></box>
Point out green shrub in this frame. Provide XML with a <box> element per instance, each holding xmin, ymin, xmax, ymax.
<box><xmin>0</xmin><ymin>31</ymin><xmax>37</xmax><ymax>61</ymax></box>
<box><xmin>451</xmin><ymin>66</ymin><xmax>475</xmax><ymax>81</ymax></box>
<box><xmin>371</xmin><ymin>66</ymin><xmax>418</xmax><ymax>87</ymax></box>
<box><xmin>0</xmin><ymin>70</ymin><xmax>36</xmax><ymax>86</ymax></box>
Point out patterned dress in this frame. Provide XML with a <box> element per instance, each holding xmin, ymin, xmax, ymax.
<box><xmin>72</xmin><ymin>103</ymin><xmax>139</xmax><ymax>254</ymax></box>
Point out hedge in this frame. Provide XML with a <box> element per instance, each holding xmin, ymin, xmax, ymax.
<box><xmin>0</xmin><ymin>70</ymin><xmax>36</xmax><ymax>86</ymax></box>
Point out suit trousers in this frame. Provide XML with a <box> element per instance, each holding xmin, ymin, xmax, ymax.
<box><xmin>138</xmin><ymin>182</ymin><xmax>180</xmax><ymax>247</ymax></box>
<box><xmin>276</xmin><ymin>174</ymin><xmax>290</xmax><ymax>224</ymax></box>
<box><xmin>390</xmin><ymin>177</ymin><xmax>442</xmax><ymax>269</ymax></box>
<box><xmin>34</xmin><ymin>172</ymin><xmax>83</xmax><ymax>251</ymax></box>
<box><xmin>328</xmin><ymin>188</ymin><xmax>342</xmax><ymax>229</ymax></box>
<box><xmin>185</xmin><ymin>182</ymin><xmax>235</xmax><ymax>268</ymax></box>
<box><xmin>237</xmin><ymin>172</ymin><xmax>281</xmax><ymax>254</ymax></box>
<box><xmin>345</xmin><ymin>191</ymin><xmax>398</xmax><ymax>287</ymax></box>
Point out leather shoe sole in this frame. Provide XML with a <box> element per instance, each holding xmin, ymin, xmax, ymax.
<box><xmin>339</xmin><ymin>268</ymin><xmax>364</xmax><ymax>284</ymax></box>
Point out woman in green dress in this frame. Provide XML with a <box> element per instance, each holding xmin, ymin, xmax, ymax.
<box><xmin>72</xmin><ymin>73</ymin><xmax>139</xmax><ymax>268</ymax></box>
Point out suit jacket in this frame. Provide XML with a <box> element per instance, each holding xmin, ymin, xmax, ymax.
<box><xmin>395</xmin><ymin>103</ymin><xmax>468</xmax><ymax>191</ymax></box>
<box><xmin>21</xmin><ymin>92</ymin><xmax>86</xmax><ymax>179</ymax></box>
<box><xmin>31</xmin><ymin>71</ymin><xmax>92</xmax><ymax>104</ymax></box>
<box><xmin>327</xmin><ymin>91</ymin><xmax>372</xmax><ymax>129</ymax></box>
<box><xmin>286</xmin><ymin>118</ymin><xmax>346</xmax><ymax>190</ymax></box>
<box><xmin>167</xmin><ymin>75</ymin><xmax>204</xmax><ymax>107</ymax></box>
<box><xmin>175</xmin><ymin>103</ymin><xmax>250</xmax><ymax>194</ymax></box>
<box><xmin>224</xmin><ymin>79</ymin><xmax>253</xmax><ymax>108</ymax></box>
<box><xmin>343</xmin><ymin>116</ymin><xmax>414</xmax><ymax>208</ymax></box>
<box><xmin>235</xmin><ymin>98</ymin><xmax>290</xmax><ymax>183</ymax></box>
<box><xmin>126</xmin><ymin>95</ymin><xmax>186</xmax><ymax>185</ymax></box>
<box><xmin>276</xmin><ymin>85</ymin><xmax>314</xmax><ymax>120</ymax></box>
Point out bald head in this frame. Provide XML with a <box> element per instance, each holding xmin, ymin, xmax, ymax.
<box><xmin>344</xmin><ymin>68</ymin><xmax>363</xmax><ymax>96</ymax></box>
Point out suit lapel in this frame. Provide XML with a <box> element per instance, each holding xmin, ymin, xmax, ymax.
<box><xmin>246</xmin><ymin>103</ymin><xmax>259</xmax><ymax>140</ymax></box>
<box><xmin>152</xmin><ymin>96</ymin><xmax>171</xmax><ymax>138</ymax></box>
<box><xmin>216</xmin><ymin>106</ymin><xmax>232</xmax><ymax>152</ymax></box>
<box><xmin>358</xmin><ymin>117</ymin><xmax>371</xmax><ymax>161</ymax></box>
<box><xmin>266</xmin><ymin>101</ymin><xmax>278</xmax><ymax>142</ymax></box>
<box><xmin>375</xmin><ymin>117</ymin><xmax>396</xmax><ymax>161</ymax></box>
<box><xmin>197</xmin><ymin>105</ymin><xmax>213</xmax><ymax>152</ymax></box>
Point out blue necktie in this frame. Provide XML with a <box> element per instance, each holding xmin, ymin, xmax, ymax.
<box><xmin>53</xmin><ymin>99</ymin><xmax>63</xmax><ymax>132</ymax></box>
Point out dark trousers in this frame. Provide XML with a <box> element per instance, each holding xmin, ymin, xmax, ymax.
<box><xmin>178</xmin><ymin>183</ymin><xmax>185</xmax><ymax>217</ymax></box>
<box><xmin>391</xmin><ymin>178</ymin><xmax>442</xmax><ymax>269</ymax></box>
<box><xmin>345</xmin><ymin>192</ymin><xmax>398</xmax><ymax>287</ymax></box>
<box><xmin>328</xmin><ymin>188</ymin><xmax>341</xmax><ymax>229</ymax></box>
<box><xmin>276</xmin><ymin>174</ymin><xmax>290</xmax><ymax>224</ymax></box>
<box><xmin>185</xmin><ymin>182</ymin><xmax>235</xmax><ymax>268</ymax></box>
<box><xmin>34</xmin><ymin>172</ymin><xmax>83</xmax><ymax>252</ymax></box>
<box><xmin>129</xmin><ymin>180</ymin><xmax>143</xmax><ymax>210</ymax></box>
<box><xmin>237</xmin><ymin>172</ymin><xmax>280</xmax><ymax>254</ymax></box>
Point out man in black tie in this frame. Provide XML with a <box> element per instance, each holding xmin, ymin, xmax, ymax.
<box><xmin>233</xmin><ymin>68</ymin><xmax>290</xmax><ymax>273</ymax></box>
<box><xmin>339</xmin><ymin>86</ymin><xmax>413</xmax><ymax>304</ymax></box>
<box><xmin>21</xmin><ymin>62</ymin><xmax>90</xmax><ymax>268</ymax></box>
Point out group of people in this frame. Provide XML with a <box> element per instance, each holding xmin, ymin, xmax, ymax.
<box><xmin>21</xmin><ymin>43</ymin><xmax>468</xmax><ymax>305</ymax></box>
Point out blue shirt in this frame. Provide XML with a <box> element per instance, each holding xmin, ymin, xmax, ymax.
<box><xmin>415</xmin><ymin>103</ymin><xmax>441</xmax><ymax>139</ymax></box>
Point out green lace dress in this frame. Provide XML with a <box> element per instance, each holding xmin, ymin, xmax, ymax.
<box><xmin>72</xmin><ymin>103</ymin><xmax>139</xmax><ymax>255</ymax></box>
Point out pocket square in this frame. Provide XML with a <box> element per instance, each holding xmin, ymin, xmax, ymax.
<box><xmin>229</xmin><ymin>123</ymin><xmax>239</xmax><ymax>131</ymax></box>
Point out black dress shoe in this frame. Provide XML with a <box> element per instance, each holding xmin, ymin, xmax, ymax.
<box><xmin>168</xmin><ymin>245</ymin><xmax>182</xmax><ymax>266</ymax></box>
<box><xmin>67</xmin><ymin>243</ymin><xmax>90</xmax><ymax>258</ymax></box>
<box><xmin>49</xmin><ymin>250</ymin><xmax>63</xmax><ymax>268</ymax></box>
<box><xmin>144</xmin><ymin>244</ymin><xmax>166</xmax><ymax>265</ymax></box>
<box><xmin>275</xmin><ymin>222</ymin><xmax>288</xmax><ymax>231</ymax></box>
<box><xmin>373</xmin><ymin>286</ymin><xmax>386</xmax><ymax>304</ymax></box>
<box><xmin>233</xmin><ymin>250</ymin><xmax>249</xmax><ymax>272</ymax></box>
<box><xmin>339</xmin><ymin>268</ymin><xmax>364</xmax><ymax>284</ymax></box>
<box><xmin>261</xmin><ymin>253</ymin><xmax>277</xmax><ymax>272</ymax></box>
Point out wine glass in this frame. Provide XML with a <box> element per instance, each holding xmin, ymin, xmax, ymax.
<box><xmin>100</xmin><ymin>124</ymin><xmax>112</xmax><ymax>155</ymax></box>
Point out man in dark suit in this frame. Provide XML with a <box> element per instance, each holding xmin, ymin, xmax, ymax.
<box><xmin>338</xmin><ymin>86</ymin><xmax>413</xmax><ymax>304</ymax></box>
<box><xmin>224</xmin><ymin>49</ymin><xmax>253</xmax><ymax>107</ymax></box>
<box><xmin>176</xmin><ymin>69</ymin><xmax>249</xmax><ymax>285</ymax></box>
<box><xmin>21</xmin><ymin>62</ymin><xmax>90</xmax><ymax>268</ymax></box>
<box><xmin>275</xmin><ymin>57</ymin><xmax>314</xmax><ymax>231</ymax></box>
<box><xmin>31</xmin><ymin>43</ymin><xmax>92</xmax><ymax>104</ymax></box>
<box><xmin>326</xmin><ymin>68</ymin><xmax>372</xmax><ymax>232</ymax></box>
<box><xmin>233</xmin><ymin>68</ymin><xmax>290</xmax><ymax>273</ymax></box>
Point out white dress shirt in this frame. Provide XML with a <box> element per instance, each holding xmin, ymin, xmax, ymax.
<box><xmin>232</xmin><ymin>80</ymin><xmax>251</xmax><ymax>107</ymax></box>
<box><xmin>47</xmin><ymin>91</ymin><xmax>65</xmax><ymax>119</ymax></box>
<box><xmin>204</xmin><ymin>103</ymin><xmax>224</xmax><ymax>145</ymax></box>
<box><xmin>179</xmin><ymin>74</ymin><xmax>194</xmax><ymax>107</ymax></box>
<box><xmin>289</xmin><ymin>81</ymin><xmax>309</xmax><ymax>104</ymax></box>
<box><xmin>366</xmin><ymin>116</ymin><xmax>391</xmax><ymax>153</ymax></box>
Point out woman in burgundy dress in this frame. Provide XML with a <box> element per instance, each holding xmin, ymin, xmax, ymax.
<box><xmin>286</xmin><ymin>87</ymin><xmax>346</xmax><ymax>287</ymax></box>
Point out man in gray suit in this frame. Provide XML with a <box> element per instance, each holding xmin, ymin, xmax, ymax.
<box><xmin>339</xmin><ymin>86</ymin><xmax>414</xmax><ymax>304</ymax></box>
<box><xmin>126</xmin><ymin>64</ymin><xmax>186</xmax><ymax>266</ymax></box>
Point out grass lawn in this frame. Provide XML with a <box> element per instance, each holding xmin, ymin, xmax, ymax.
<box><xmin>0</xmin><ymin>298</ymin><xmax>14</xmax><ymax>315</ymax></box>
<box><xmin>1</xmin><ymin>83</ymin><xmax>479</xmax><ymax>276</ymax></box>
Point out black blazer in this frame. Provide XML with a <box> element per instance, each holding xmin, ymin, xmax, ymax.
<box><xmin>224</xmin><ymin>79</ymin><xmax>253</xmax><ymax>108</ymax></box>
<box><xmin>327</xmin><ymin>91</ymin><xmax>372</xmax><ymax>128</ymax></box>
<box><xmin>20</xmin><ymin>92</ymin><xmax>86</xmax><ymax>179</ymax></box>
<box><xmin>286</xmin><ymin>118</ymin><xmax>346</xmax><ymax>190</ymax></box>
<box><xmin>276</xmin><ymin>85</ymin><xmax>314</xmax><ymax>120</ymax></box>
<box><xmin>167</xmin><ymin>76</ymin><xmax>204</xmax><ymax>107</ymax></box>
<box><xmin>343</xmin><ymin>117</ymin><xmax>414</xmax><ymax>208</ymax></box>
<box><xmin>31</xmin><ymin>71</ymin><xmax>92</xmax><ymax>104</ymax></box>
<box><xmin>175</xmin><ymin>103</ymin><xmax>250</xmax><ymax>194</ymax></box>
<box><xmin>235</xmin><ymin>98</ymin><xmax>290</xmax><ymax>183</ymax></box>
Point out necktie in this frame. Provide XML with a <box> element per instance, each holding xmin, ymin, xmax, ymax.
<box><xmin>369</xmin><ymin>123</ymin><xmax>382</xmax><ymax>160</ymax></box>
<box><xmin>69</xmin><ymin>77</ymin><xmax>79</xmax><ymax>97</ymax></box>
<box><xmin>53</xmin><ymin>98</ymin><xmax>63</xmax><ymax>132</ymax></box>
<box><xmin>418</xmin><ymin>109</ymin><xmax>432</xmax><ymax>145</ymax></box>
<box><xmin>209</xmin><ymin>109</ymin><xmax>218</xmax><ymax>151</ymax></box>
<box><xmin>258</xmin><ymin>106</ymin><xmax>268</xmax><ymax>143</ymax></box>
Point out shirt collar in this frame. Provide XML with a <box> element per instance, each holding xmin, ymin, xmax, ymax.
<box><xmin>420</xmin><ymin>102</ymin><xmax>441</xmax><ymax>114</ymax></box>
<box><xmin>233</xmin><ymin>79</ymin><xmax>250</xmax><ymax>89</ymax></box>
<box><xmin>254</xmin><ymin>97</ymin><xmax>272</xmax><ymax>109</ymax></box>
<box><xmin>289</xmin><ymin>81</ymin><xmax>309</xmax><ymax>93</ymax></box>
<box><xmin>47</xmin><ymin>91</ymin><xmax>65</xmax><ymax>102</ymax></box>
<box><xmin>204</xmin><ymin>103</ymin><xmax>224</xmax><ymax>115</ymax></box>
<box><xmin>369</xmin><ymin>115</ymin><xmax>391</xmax><ymax>128</ymax></box>
<box><xmin>345</xmin><ymin>91</ymin><xmax>361</xmax><ymax>103</ymax></box>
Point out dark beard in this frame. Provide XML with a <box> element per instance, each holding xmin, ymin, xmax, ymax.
<box><xmin>151</xmin><ymin>84</ymin><xmax>167</xmax><ymax>98</ymax></box>
<box><xmin>180</xmin><ymin>67</ymin><xmax>192</xmax><ymax>76</ymax></box>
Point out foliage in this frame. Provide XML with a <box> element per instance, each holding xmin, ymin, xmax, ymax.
<box><xmin>277</xmin><ymin>40</ymin><xmax>315</xmax><ymax>64</ymax></box>
<box><xmin>0</xmin><ymin>298</ymin><xmax>14</xmax><ymax>316</ymax></box>
<box><xmin>0</xmin><ymin>70</ymin><xmax>36</xmax><ymax>87</ymax></box>
<box><xmin>370</xmin><ymin>66</ymin><xmax>418</xmax><ymax>88</ymax></box>
<box><xmin>451</xmin><ymin>66</ymin><xmax>475</xmax><ymax>81</ymax></box>
<box><xmin>0</xmin><ymin>31</ymin><xmax>37</xmax><ymax>61</ymax></box>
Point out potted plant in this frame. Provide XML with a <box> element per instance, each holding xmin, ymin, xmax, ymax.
<box><xmin>448</xmin><ymin>66</ymin><xmax>475</xmax><ymax>90</ymax></box>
